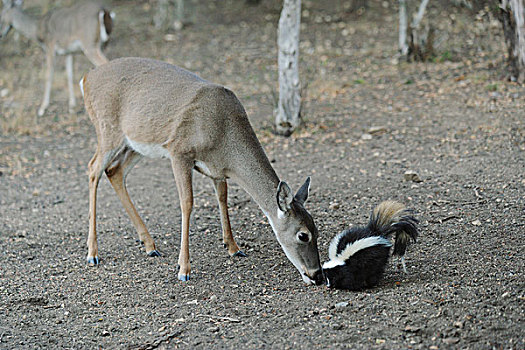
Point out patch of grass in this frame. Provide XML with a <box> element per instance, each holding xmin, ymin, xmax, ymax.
<box><xmin>433</xmin><ymin>51</ymin><xmax>453</xmax><ymax>63</ymax></box>
<box><xmin>485</xmin><ymin>83</ymin><xmax>498</xmax><ymax>91</ymax></box>
<box><xmin>353</xmin><ymin>79</ymin><xmax>365</xmax><ymax>85</ymax></box>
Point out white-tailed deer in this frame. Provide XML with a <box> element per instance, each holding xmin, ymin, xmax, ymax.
<box><xmin>0</xmin><ymin>0</ymin><xmax>114</xmax><ymax>116</ymax></box>
<box><xmin>80</xmin><ymin>57</ymin><xmax>324</xmax><ymax>284</ymax></box>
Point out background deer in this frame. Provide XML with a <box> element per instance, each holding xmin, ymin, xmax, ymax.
<box><xmin>80</xmin><ymin>57</ymin><xmax>324</xmax><ymax>285</ymax></box>
<box><xmin>0</xmin><ymin>0</ymin><xmax>114</xmax><ymax>116</ymax></box>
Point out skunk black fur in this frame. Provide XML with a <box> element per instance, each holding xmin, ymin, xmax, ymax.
<box><xmin>322</xmin><ymin>201</ymin><xmax>419</xmax><ymax>290</ymax></box>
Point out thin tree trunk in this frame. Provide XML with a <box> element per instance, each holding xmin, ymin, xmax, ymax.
<box><xmin>408</xmin><ymin>0</ymin><xmax>433</xmax><ymax>61</ymax></box>
<box><xmin>154</xmin><ymin>0</ymin><xmax>170</xmax><ymax>30</ymax></box>
<box><xmin>399</xmin><ymin>0</ymin><xmax>408</xmax><ymax>55</ymax></box>
<box><xmin>275</xmin><ymin>0</ymin><xmax>302</xmax><ymax>137</ymax></box>
<box><xmin>173</xmin><ymin>0</ymin><xmax>185</xmax><ymax>31</ymax></box>
<box><xmin>412</xmin><ymin>0</ymin><xmax>430</xmax><ymax>29</ymax></box>
<box><xmin>500</xmin><ymin>0</ymin><xmax>525</xmax><ymax>83</ymax></box>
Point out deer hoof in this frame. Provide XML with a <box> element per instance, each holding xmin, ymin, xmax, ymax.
<box><xmin>87</xmin><ymin>256</ymin><xmax>100</xmax><ymax>266</ymax></box>
<box><xmin>232</xmin><ymin>250</ymin><xmax>247</xmax><ymax>258</ymax></box>
<box><xmin>178</xmin><ymin>274</ymin><xmax>190</xmax><ymax>281</ymax></box>
<box><xmin>147</xmin><ymin>250</ymin><xmax>161</xmax><ymax>257</ymax></box>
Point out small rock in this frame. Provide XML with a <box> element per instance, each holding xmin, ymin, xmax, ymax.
<box><xmin>443</xmin><ymin>337</ymin><xmax>459</xmax><ymax>345</ymax></box>
<box><xmin>501</xmin><ymin>291</ymin><xmax>510</xmax><ymax>298</ymax></box>
<box><xmin>453</xmin><ymin>321</ymin><xmax>464</xmax><ymax>329</ymax></box>
<box><xmin>101</xmin><ymin>330</ymin><xmax>110</xmax><ymax>337</ymax></box>
<box><xmin>361</xmin><ymin>133</ymin><xmax>373</xmax><ymax>140</ymax></box>
<box><xmin>209</xmin><ymin>295</ymin><xmax>218</xmax><ymax>302</ymax></box>
<box><xmin>335</xmin><ymin>301</ymin><xmax>349</xmax><ymax>309</ymax></box>
<box><xmin>332</xmin><ymin>323</ymin><xmax>344</xmax><ymax>330</ymax></box>
<box><xmin>404</xmin><ymin>170</ymin><xmax>422</xmax><ymax>183</ymax></box>
<box><xmin>375</xmin><ymin>339</ymin><xmax>386</xmax><ymax>344</ymax></box>
<box><xmin>158</xmin><ymin>326</ymin><xmax>166</xmax><ymax>332</ymax></box>
<box><xmin>490</xmin><ymin>91</ymin><xmax>501</xmax><ymax>100</ymax></box>
<box><xmin>164</xmin><ymin>34</ymin><xmax>177</xmax><ymax>42</ymax></box>
<box><xmin>404</xmin><ymin>325</ymin><xmax>421</xmax><ymax>333</ymax></box>
<box><xmin>368</xmin><ymin>126</ymin><xmax>387</xmax><ymax>135</ymax></box>
<box><xmin>471</xmin><ymin>220</ymin><xmax>481</xmax><ymax>226</ymax></box>
<box><xmin>0</xmin><ymin>88</ymin><xmax>9</xmax><ymax>97</ymax></box>
<box><xmin>206</xmin><ymin>326</ymin><xmax>219</xmax><ymax>333</ymax></box>
<box><xmin>329</xmin><ymin>202</ymin><xmax>340</xmax><ymax>210</ymax></box>
<box><xmin>173</xmin><ymin>20</ymin><xmax>183</xmax><ymax>31</ymax></box>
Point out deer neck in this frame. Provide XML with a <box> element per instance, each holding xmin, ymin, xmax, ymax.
<box><xmin>227</xmin><ymin>148</ymin><xmax>281</xmax><ymax>224</ymax></box>
<box><xmin>11</xmin><ymin>8</ymin><xmax>39</xmax><ymax>43</ymax></box>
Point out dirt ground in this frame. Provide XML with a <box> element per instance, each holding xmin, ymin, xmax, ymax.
<box><xmin>0</xmin><ymin>0</ymin><xmax>523</xmax><ymax>349</ymax></box>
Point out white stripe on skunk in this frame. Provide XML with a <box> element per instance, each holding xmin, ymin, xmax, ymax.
<box><xmin>323</xmin><ymin>236</ymin><xmax>392</xmax><ymax>269</ymax></box>
<box><xmin>323</xmin><ymin>201</ymin><xmax>419</xmax><ymax>290</ymax></box>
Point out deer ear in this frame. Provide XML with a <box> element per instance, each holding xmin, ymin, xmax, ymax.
<box><xmin>277</xmin><ymin>181</ymin><xmax>293</xmax><ymax>214</ymax></box>
<box><xmin>294</xmin><ymin>177</ymin><xmax>310</xmax><ymax>205</ymax></box>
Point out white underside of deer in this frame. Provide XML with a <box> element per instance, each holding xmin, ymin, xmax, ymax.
<box><xmin>81</xmin><ymin>57</ymin><xmax>323</xmax><ymax>285</ymax></box>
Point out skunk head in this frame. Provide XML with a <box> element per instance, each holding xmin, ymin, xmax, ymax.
<box><xmin>323</xmin><ymin>260</ymin><xmax>353</xmax><ymax>289</ymax></box>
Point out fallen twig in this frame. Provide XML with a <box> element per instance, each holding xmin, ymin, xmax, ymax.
<box><xmin>196</xmin><ymin>314</ymin><xmax>241</xmax><ymax>323</ymax></box>
<box><xmin>127</xmin><ymin>330</ymin><xmax>183</xmax><ymax>350</ymax></box>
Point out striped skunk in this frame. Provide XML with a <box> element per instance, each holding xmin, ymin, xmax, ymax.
<box><xmin>322</xmin><ymin>201</ymin><xmax>419</xmax><ymax>290</ymax></box>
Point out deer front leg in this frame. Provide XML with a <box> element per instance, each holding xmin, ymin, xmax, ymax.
<box><xmin>213</xmin><ymin>179</ymin><xmax>246</xmax><ymax>257</ymax></box>
<box><xmin>38</xmin><ymin>47</ymin><xmax>55</xmax><ymax>117</ymax></box>
<box><xmin>171</xmin><ymin>157</ymin><xmax>194</xmax><ymax>281</ymax></box>
<box><xmin>65</xmin><ymin>54</ymin><xmax>76</xmax><ymax>113</ymax></box>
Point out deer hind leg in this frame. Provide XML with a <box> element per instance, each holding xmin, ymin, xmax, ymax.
<box><xmin>87</xmin><ymin>145</ymin><xmax>121</xmax><ymax>265</ymax></box>
<box><xmin>65</xmin><ymin>54</ymin><xmax>76</xmax><ymax>113</ymax></box>
<box><xmin>38</xmin><ymin>47</ymin><xmax>55</xmax><ymax>117</ymax></box>
<box><xmin>171</xmin><ymin>156</ymin><xmax>194</xmax><ymax>281</ymax></box>
<box><xmin>105</xmin><ymin>147</ymin><xmax>160</xmax><ymax>257</ymax></box>
<box><xmin>87</xmin><ymin>150</ymin><xmax>104</xmax><ymax>265</ymax></box>
<box><xmin>213</xmin><ymin>179</ymin><xmax>246</xmax><ymax>257</ymax></box>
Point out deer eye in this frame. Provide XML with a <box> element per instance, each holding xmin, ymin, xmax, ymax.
<box><xmin>297</xmin><ymin>231</ymin><xmax>310</xmax><ymax>243</ymax></box>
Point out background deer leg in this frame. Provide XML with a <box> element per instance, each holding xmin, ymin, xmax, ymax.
<box><xmin>65</xmin><ymin>54</ymin><xmax>76</xmax><ymax>113</ymax></box>
<box><xmin>38</xmin><ymin>47</ymin><xmax>55</xmax><ymax>116</ymax></box>
<box><xmin>213</xmin><ymin>179</ymin><xmax>246</xmax><ymax>257</ymax></box>
<box><xmin>105</xmin><ymin>148</ymin><xmax>160</xmax><ymax>257</ymax></box>
<box><xmin>171</xmin><ymin>157</ymin><xmax>194</xmax><ymax>281</ymax></box>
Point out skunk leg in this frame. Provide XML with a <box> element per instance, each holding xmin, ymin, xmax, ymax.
<box><xmin>401</xmin><ymin>256</ymin><xmax>407</xmax><ymax>274</ymax></box>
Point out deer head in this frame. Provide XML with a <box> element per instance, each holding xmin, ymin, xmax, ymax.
<box><xmin>0</xmin><ymin>0</ymin><xmax>22</xmax><ymax>38</ymax></box>
<box><xmin>270</xmin><ymin>177</ymin><xmax>324</xmax><ymax>285</ymax></box>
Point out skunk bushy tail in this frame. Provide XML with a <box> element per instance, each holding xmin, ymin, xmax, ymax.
<box><xmin>368</xmin><ymin>201</ymin><xmax>419</xmax><ymax>257</ymax></box>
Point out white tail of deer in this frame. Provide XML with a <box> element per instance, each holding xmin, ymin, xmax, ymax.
<box><xmin>80</xmin><ymin>57</ymin><xmax>324</xmax><ymax>285</ymax></box>
<box><xmin>0</xmin><ymin>0</ymin><xmax>114</xmax><ymax>116</ymax></box>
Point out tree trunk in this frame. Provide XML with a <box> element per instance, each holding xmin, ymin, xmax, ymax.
<box><xmin>275</xmin><ymin>0</ymin><xmax>302</xmax><ymax>137</ymax></box>
<box><xmin>154</xmin><ymin>0</ymin><xmax>170</xmax><ymax>30</ymax></box>
<box><xmin>500</xmin><ymin>0</ymin><xmax>525</xmax><ymax>83</ymax></box>
<box><xmin>173</xmin><ymin>0</ymin><xmax>185</xmax><ymax>31</ymax></box>
<box><xmin>154</xmin><ymin>0</ymin><xmax>187</xmax><ymax>31</ymax></box>
<box><xmin>399</xmin><ymin>0</ymin><xmax>408</xmax><ymax>55</ymax></box>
